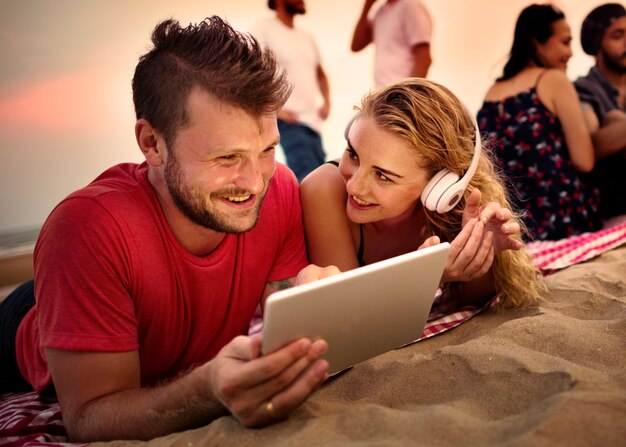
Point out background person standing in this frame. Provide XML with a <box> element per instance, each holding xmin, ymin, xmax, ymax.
<box><xmin>350</xmin><ymin>0</ymin><xmax>433</xmax><ymax>87</ymax></box>
<box><xmin>252</xmin><ymin>0</ymin><xmax>331</xmax><ymax>181</ymax></box>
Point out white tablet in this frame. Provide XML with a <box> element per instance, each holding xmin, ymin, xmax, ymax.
<box><xmin>261</xmin><ymin>242</ymin><xmax>450</xmax><ymax>375</ymax></box>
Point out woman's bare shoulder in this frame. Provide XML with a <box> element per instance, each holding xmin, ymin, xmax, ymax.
<box><xmin>539</xmin><ymin>68</ymin><xmax>572</xmax><ymax>88</ymax></box>
<box><xmin>300</xmin><ymin>162</ymin><xmax>345</xmax><ymax>198</ymax></box>
<box><xmin>536</xmin><ymin>69</ymin><xmax>577</xmax><ymax>106</ymax></box>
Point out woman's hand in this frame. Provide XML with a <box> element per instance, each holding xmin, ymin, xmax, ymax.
<box><xmin>419</xmin><ymin>217</ymin><xmax>492</xmax><ymax>283</ymax></box>
<box><xmin>463</xmin><ymin>189</ymin><xmax>523</xmax><ymax>252</ymax></box>
<box><xmin>420</xmin><ymin>189</ymin><xmax>523</xmax><ymax>284</ymax></box>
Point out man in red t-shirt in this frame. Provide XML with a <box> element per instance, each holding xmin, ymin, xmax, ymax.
<box><xmin>0</xmin><ymin>16</ymin><xmax>338</xmax><ymax>442</ymax></box>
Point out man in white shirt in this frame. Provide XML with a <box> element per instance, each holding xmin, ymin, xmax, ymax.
<box><xmin>252</xmin><ymin>0</ymin><xmax>331</xmax><ymax>182</ymax></box>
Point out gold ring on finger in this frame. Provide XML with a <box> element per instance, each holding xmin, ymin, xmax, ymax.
<box><xmin>265</xmin><ymin>399</ymin><xmax>277</xmax><ymax>418</ymax></box>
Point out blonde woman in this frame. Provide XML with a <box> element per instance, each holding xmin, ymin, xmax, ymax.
<box><xmin>300</xmin><ymin>78</ymin><xmax>544</xmax><ymax>309</ymax></box>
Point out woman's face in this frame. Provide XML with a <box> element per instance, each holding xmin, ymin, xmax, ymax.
<box><xmin>338</xmin><ymin>116</ymin><xmax>429</xmax><ymax>224</ymax></box>
<box><xmin>535</xmin><ymin>18</ymin><xmax>573</xmax><ymax>70</ymax></box>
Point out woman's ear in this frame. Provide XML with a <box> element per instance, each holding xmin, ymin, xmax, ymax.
<box><xmin>135</xmin><ymin>118</ymin><xmax>165</xmax><ymax>167</ymax></box>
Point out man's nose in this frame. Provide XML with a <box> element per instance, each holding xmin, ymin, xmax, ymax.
<box><xmin>235</xmin><ymin>158</ymin><xmax>264</xmax><ymax>193</ymax></box>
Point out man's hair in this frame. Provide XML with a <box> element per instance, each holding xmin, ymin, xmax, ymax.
<box><xmin>132</xmin><ymin>16</ymin><xmax>291</xmax><ymax>145</ymax></box>
<box><xmin>499</xmin><ymin>3</ymin><xmax>565</xmax><ymax>81</ymax></box>
<box><xmin>580</xmin><ymin>3</ymin><xmax>626</xmax><ymax>56</ymax></box>
<box><xmin>268</xmin><ymin>0</ymin><xmax>276</xmax><ymax>10</ymax></box>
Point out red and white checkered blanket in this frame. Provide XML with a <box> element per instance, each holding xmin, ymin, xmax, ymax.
<box><xmin>0</xmin><ymin>391</ymin><xmax>81</xmax><ymax>446</ymax></box>
<box><xmin>526</xmin><ymin>215</ymin><xmax>626</xmax><ymax>274</ymax></box>
<box><xmin>419</xmin><ymin>296</ymin><xmax>498</xmax><ymax>340</ymax></box>
<box><xmin>2</xmin><ymin>215</ymin><xmax>625</xmax><ymax>445</ymax></box>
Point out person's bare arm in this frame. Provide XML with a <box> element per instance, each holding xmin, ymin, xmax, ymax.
<box><xmin>420</xmin><ymin>189</ymin><xmax>523</xmax><ymax>307</ymax></box>
<box><xmin>541</xmin><ymin>70</ymin><xmax>595</xmax><ymax>173</ymax></box>
<box><xmin>47</xmin><ymin>333</ymin><xmax>329</xmax><ymax>441</ymax></box>
<box><xmin>409</xmin><ymin>43</ymin><xmax>431</xmax><ymax>78</ymax></box>
<box><xmin>580</xmin><ymin>102</ymin><xmax>601</xmax><ymax>133</ymax></box>
<box><xmin>589</xmin><ymin>108</ymin><xmax>626</xmax><ymax>158</ymax></box>
<box><xmin>277</xmin><ymin>109</ymin><xmax>299</xmax><ymax>124</ymax></box>
<box><xmin>300</xmin><ymin>163</ymin><xmax>360</xmax><ymax>271</ymax></box>
<box><xmin>316</xmin><ymin>65</ymin><xmax>331</xmax><ymax>120</ymax></box>
<box><xmin>351</xmin><ymin>0</ymin><xmax>377</xmax><ymax>52</ymax></box>
<box><xmin>260</xmin><ymin>264</ymin><xmax>341</xmax><ymax>310</ymax></box>
<box><xmin>46</xmin><ymin>349</ymin><xmax>224</xmax><ymax>441</ymax></box>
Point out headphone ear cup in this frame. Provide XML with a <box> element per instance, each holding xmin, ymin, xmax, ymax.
<box><xmin>436</xmin><ymin>184</ymin><xmax>466</xmax><ymax>213</ymax></box>
<box><xmin>421</xmin><ymin>169</ymin><xmax>460</xmax><ymax>212</ymax></box>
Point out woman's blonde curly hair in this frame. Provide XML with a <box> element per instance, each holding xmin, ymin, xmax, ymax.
<box><xmin>357</xmin><ymin>78</ymin><xmax>545</xmax><ymax>308</ymax></box>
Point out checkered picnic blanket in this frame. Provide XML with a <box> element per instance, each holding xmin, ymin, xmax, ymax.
<box><xmin>0</xmin><ymin>391</ymin><xmax>79</xmax><ymax>446</ymax></box>
<box><xmin>526</xmin><ymin>215</ymin><xmax>626</xmax><ymax>274</ymax></box>
<box><xmin>418</xmin><ymin>295</ymin><xmax>499</xmax><ymax>340</ymax></box>
<box><xmin>2</xmin><ymin>215</ymin><xmax>625</xmax><ymax>445</ymax></box>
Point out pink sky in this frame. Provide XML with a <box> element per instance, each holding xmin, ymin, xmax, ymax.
<box><xmin>0</xmin><ymin>70</ymin><xmax>111</xmax><ymax>134</ymax></box>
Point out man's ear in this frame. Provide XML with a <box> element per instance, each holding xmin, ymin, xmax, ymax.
<box><xmin>135</xmin><ymin>118</ymin><xmax>166</xmax><ymax>167</ymax></box>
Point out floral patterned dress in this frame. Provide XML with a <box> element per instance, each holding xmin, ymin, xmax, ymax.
<box><xmin>477</xmin><ymin>87</ymin><xmax>602</xmax><ymax>241</ymax></box>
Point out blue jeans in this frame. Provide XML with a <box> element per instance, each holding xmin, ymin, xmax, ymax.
<box><xmin>278</xmin><ymin>120</ymin><xmax>326</xmax><ymax>182</ymax></box>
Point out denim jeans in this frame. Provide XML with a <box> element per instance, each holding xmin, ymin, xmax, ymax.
<box><xmin>278</xmin><ymin>120</ymin><xmax>326</xmax><ymax>182</ymax></box>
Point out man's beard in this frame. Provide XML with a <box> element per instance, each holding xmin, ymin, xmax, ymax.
<box><xmin>164</xmin><ymin>152</ymin><xmax>268</xmax><ymax>234</ymax></box>
<box><xmin>601</xmin><ymin>48</ymin><xmax>626</xmax><ymax>75</ymax></box>
<box><xmin>286</xmin><ymin>2</ymin><xmax>305</xmax><ymax>15</ymax></box>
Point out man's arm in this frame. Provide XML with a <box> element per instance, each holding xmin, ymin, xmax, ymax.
<box><xmin>46</xmin><ymin>349</ymin><xmax>223</xmax><ymax>441</ymax></box>
<box><xmin>316</xmin><ymin>65</ymin><xmax>331</xmax><ymax>120</ymax></box>
<box><xmin>351</xmin><ymin>0</ymin><xmax>377</xmax><ymax>52</ymax></box>
<box><xmin>409</xmin><ymin>43</ymin><xmax>431</xmax><ymax>78</ymax></box>
<box><xmin>262</xmin><ymin>277</ymin><xmax>296</xmax><ymax>309</ymax></box>
<box><xmin>261</xmin><ymin>266</ymin><xmax>342</xmax><ymax>308</ymax></box>
<box><xmin>47</xmin><ymin>330</ymin><xmax>329</xmax><ymax>441</ymax></box>
<box><xmin>586</xmin><ymin>107</ymin><xmax>626</xmax><ymax>158</ymax></box>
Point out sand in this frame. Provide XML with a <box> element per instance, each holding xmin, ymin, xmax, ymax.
<box><xmin>93</xmin><ymin>244</ymin><xmax>626</xmax><ymax>447</ymax></box>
